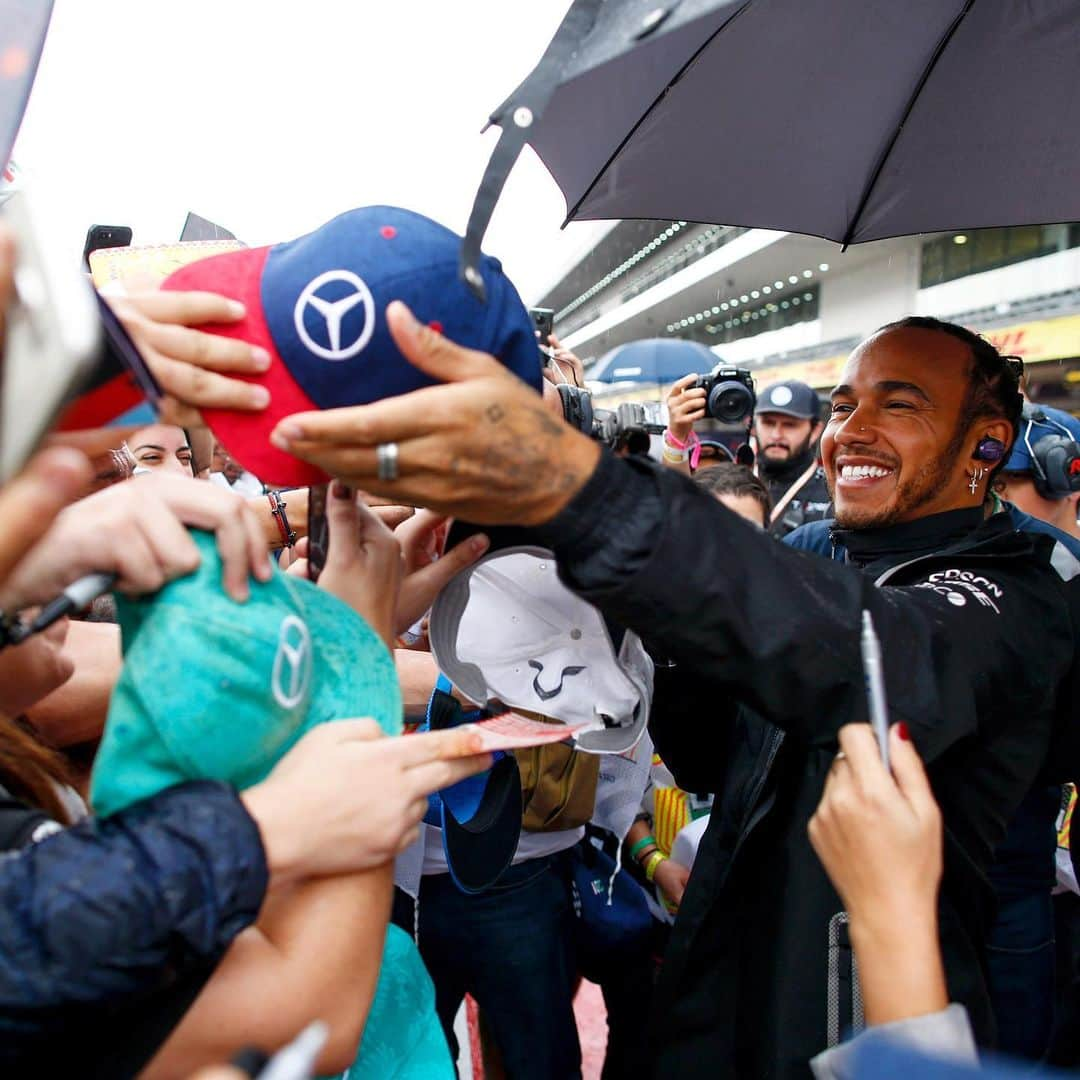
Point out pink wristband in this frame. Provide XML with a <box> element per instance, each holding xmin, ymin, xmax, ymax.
<box><xmin>690</xmin><ymin>438</ymin><xmax>703</xmax><ymax>471</ymax></box>
<box><xmin>664</xmin><ymin>428</ymin><xmax>699</xmax><ymax>452</ymax></box>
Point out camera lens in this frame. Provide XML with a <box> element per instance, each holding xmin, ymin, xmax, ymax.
<box><xmin>708</xmin><ymin>381</ymin><xmax>755</xmax><ymax>423</ymax></box>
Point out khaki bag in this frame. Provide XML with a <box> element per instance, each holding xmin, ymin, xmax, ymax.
<box><xmin>516</xmin><ymin>741</ymin><xmax>600</xmax><ymax>833</ymax></box>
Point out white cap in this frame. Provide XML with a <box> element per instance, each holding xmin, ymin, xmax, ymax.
<box><xmin>429</xmin><ymin>547</ymin><xmax>653</xmax><ymax>754</ymax></box>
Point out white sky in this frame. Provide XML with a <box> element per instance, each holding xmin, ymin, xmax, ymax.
<box><xmin>14</xmin><ymin>0</ymin><xmax>614</xmax><ymax>302</ymax></box>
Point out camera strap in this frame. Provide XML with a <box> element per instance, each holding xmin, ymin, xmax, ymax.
<box><xmin>769</xmin><ymin>460</ymin><xmax>820</xmax><ymax>527</ymax></box>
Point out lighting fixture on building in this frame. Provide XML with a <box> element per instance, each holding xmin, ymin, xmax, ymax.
<box><xmin>819</xmin><ymin>263</ymin><xmax>830</xmax><ymax>272</ymax></box>
<box><xmin>953</xmin><ymin>234</ymin><xmax>968</xmax><ymax>245</ymax></box>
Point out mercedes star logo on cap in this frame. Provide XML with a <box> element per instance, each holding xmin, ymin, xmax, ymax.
<box><xmin>293</xmin><ymin>269</ymin><xmax>376</xmax><ymax>361</ymax></box>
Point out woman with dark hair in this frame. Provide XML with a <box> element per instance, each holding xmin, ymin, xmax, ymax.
<box><xmin>0</xmin><ymin>621</ymin><xmax>86</xmax><ymax>837</ymax></box>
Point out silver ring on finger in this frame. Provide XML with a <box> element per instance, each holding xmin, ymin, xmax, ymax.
<box><xmin>376</xmin><ymin>442</ymin><xmax>400</xmax><ymax>482</ymax></box>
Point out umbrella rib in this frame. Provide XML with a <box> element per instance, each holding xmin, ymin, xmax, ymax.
<box><xmin>840</xmin><ymin>0</ymin><xmax>977</xmax><ymax>249</ymax></box>
<box><xmin>560</xmin><ymin>0</ymin><xmax>756</xmax><ymax>226</ymax></box>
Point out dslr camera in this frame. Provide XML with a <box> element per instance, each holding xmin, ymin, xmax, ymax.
<box><xmin>556</xmin><ymin>386</ymin><xmax>662</xmax><ymax>454</ymax></box>
<box><xmin>694</xmin><ymin>366</ymin><xmax>756</xmax><ymax>423</ymax></box>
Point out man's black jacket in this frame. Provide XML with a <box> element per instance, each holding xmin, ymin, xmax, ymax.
<box><xmin>759</xmin><ymin>445</ymin><xmax>831</xmax><ymax>538</ymax></box>
<box><xmin>536</xmin><ymin>452</ymin><xmax>1080</xmax><ymax>1079</ymax></box>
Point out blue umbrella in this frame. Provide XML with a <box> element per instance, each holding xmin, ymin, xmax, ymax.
<box><xmin>590</xmin><ymin>338</ymin><xmax>716</xmax><ymax>385</ymax></box>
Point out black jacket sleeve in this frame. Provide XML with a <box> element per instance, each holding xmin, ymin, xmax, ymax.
<box><xmin>0</xmin><ymin>780</ymin><xmax>267</xmax><ymax>1033</ymax></box>
<box><xmin>647</xmin><ymin>663</ymin><xmax>740</xmax><ymax>793</ymax></box>
<box><xmin>536</xmin><ymin>452</ymin><xmax>1075</xmax><ymax>767</ymax></box>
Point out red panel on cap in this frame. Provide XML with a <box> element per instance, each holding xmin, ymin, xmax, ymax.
<box><xmin>162</xmin><ymin>247</ymin><xmax>329</xmax><ymax>487</ymax></box>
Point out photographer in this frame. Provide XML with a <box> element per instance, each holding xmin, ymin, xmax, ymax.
<box><xmin>663</xmin><ymin>373</ymin><xmax>706</xmax><ymax>477</ymax></box>
<box><xmin>662</xmin><ymin>369</ymin><xmax>756</xmax><ymax>477</ymax></box>
<box><xmin>273</xmin><ymin>304</ymin><xmax>1080</xmax><ymax>1078</ymax></box>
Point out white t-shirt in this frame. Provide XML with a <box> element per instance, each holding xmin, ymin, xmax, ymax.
<box><xmin>420</xmin><ymin>822</ymin><xmax>583</xmax><ymax>877</ymax></box>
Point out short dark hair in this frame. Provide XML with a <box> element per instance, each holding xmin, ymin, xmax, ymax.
<box><xmin>876</xmin><ymin>315</ymin><xmax>1023</xmax><ymax>481</ymax></box>
<box><xmin>693</xmin><ymin>463</ymin><xmax>772</xmax><ymax>526</ymax></box>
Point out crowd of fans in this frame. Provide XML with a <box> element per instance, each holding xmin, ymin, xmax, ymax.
<box><xmin>1</xmin><ymin>175</ymin><xmax>1079</xmax><ymax>1080</ymax></box>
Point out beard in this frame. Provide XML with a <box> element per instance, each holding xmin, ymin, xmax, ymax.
<box><xmin>760</xmin><ymin>430</ymin><xmax>813</xmax><ymax>469</ymax></box>
<box><xmin>829</xmin><ymin>426</ymin><xmax>968</xmax><ymax>529</ymax></box>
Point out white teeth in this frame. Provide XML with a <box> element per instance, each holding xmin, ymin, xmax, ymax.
<box><xmin>840</xmin><ymin>464</ymin><xmax>891</xmax><ymax>479</ymax></box>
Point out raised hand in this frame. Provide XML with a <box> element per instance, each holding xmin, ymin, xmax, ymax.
<box><xmin>270</xmin><ymin>302</ymin><xmax>601</xmax><ymax>526</ymax></box>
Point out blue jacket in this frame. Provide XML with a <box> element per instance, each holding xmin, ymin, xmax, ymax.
<box><xmin>0</xmin><ymin>780</ymin><xmax>267</xmax><ymax>1074</ymax></box>
<box><xmin>785</xmin><ymin>503</ymin><xmax>1080</xmax><ymax>562</ymax></box>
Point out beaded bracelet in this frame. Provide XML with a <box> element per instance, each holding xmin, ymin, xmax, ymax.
<box><xmin>267</xmin><ymin>491</ymin><xmax>297</xmax><ymax>549</ymax></box>
<box><xmin>628</xmin><ymin>834</ymin><xmax>657</xmax><ymax>862</ymax></box>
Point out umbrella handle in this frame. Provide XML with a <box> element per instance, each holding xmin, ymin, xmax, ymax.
<box><xmin>459</xmin><ymin>0</ymin><xmax>604</xmax><ymax>301</ymax></box>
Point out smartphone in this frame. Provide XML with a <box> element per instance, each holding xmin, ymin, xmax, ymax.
<box><xmin>82</xmin><ymin>224</ymin><xmax>132</xmax><ymax>271</ymax></box>
<box><xmin>306</xmin><ymin>483</ymin><xmax>329</xmax><ymax>582</ymax></box>
<box><xmin>529</xmin><ymin>307</ymin><xmax>554</xmax><ymax>345</ymax></box>
<box><xmin>1</xmin><ymin>190</ymin><xmax>102</xmax><ymax>483</ymax></box>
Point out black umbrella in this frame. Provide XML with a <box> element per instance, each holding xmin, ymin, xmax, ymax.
<box><xmin>461</xmin><ymin>0</ymin><xmax>1080</xmax><ymax>292</ymax></box>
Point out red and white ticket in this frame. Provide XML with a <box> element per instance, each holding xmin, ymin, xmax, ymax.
<box><xmin>463</xmin><ymin>711</ymin><xmax>590</xmax><ymax>751</ymax></box>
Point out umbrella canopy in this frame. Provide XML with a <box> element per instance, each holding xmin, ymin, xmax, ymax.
<box><xmin>590</xmin><ymin>337</ymin><xmax>716</xmax><ymax>383</ymax></box>
<box><xmin>515</xmin><ymin>0</ymin><xmax>1080</xmax><ymax>246</ymax></box>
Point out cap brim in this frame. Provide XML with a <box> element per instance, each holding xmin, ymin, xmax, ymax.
<box><xmin>162</xmin><ymin>247</ymin><xmax>329</xmax><ymax>487</ymax></box>
<box><xmin>754</xmin><ymin>406</ymin><xmax>817</xmax><ymax>420</ymax></box>
<box><xmin>441</xmin><ymin>754</ymin><xmax>522</xmax><ymax>893</ymax></box>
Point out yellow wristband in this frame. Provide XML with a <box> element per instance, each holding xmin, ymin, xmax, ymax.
<box><xmin>644</xmin><ymin>850</ymin><xmax>667</xmax><ymax>883</ymax></box>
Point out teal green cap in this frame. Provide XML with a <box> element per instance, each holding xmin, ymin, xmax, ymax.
<box><xmin>91</xmin><ymin>529</ymin><xmax>401</xmax><ymax>817</ymax></box>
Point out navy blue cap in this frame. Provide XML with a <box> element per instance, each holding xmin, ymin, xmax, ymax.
<box><xmin>1005</xmin><ymin>404</ymin><xmax>1080</xmax><ymax>473</ymax></box>
<box><xmin>424</xmin><ymin>678</ymin><xmax>522</xmax><ymax>894</ymax></box>
<box><xmin>756</xmin><ymin>379</ymin><xmax>821</xmax><ymax>420</ymax></box>
<box><xmin>163</xmin><ymin>205</ymin><xmax>541</xmax><ymax>486</ymax></box>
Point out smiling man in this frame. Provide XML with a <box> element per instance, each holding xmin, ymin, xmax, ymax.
<box><xmin>270</xmin><ymin>306</ymin><xmax>1080</xmax><ymax>1078</ymax></box>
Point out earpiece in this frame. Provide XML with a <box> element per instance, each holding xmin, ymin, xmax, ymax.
<box><xmin>973</xmin><ymin>436</ymin><xmax>1006</xmax><ymax>463</ymax></box>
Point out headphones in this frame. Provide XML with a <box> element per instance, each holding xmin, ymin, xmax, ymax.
<box><xmin>1019</xmin><ymin>404</ymin><xmax>1080</xmax><ymax>499</ymax></box>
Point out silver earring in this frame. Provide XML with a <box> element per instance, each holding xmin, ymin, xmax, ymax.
<box><xmin>968</xmin><ymin>467</ymin><xmax>985</xmax><ymax>495</ymax></box>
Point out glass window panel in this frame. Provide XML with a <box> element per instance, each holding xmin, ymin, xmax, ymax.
<box><xmin>945</xmin><ymin>237</ymin><xmax>973</xmax><ymax>279</ymax></box>
<box><xmin>973</xmin><ymin>228</ymin><xmax>1006</xmax><ymax>268</ymax></box>
<box><xmin>921</xmin><ymin>238</ymin><xmax>946</xmax><ymax>287</ymax></box>
<box><xmin>1005</xmin><ymin>226</ymin><xmax>1041</xmax><ymax>259</ymax></box>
